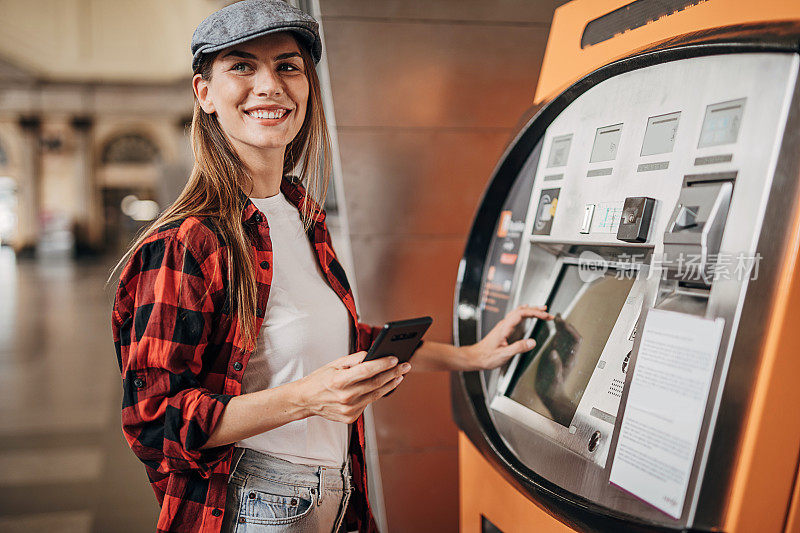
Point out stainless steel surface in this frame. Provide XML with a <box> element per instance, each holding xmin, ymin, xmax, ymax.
<box><xmin>470</xmin><ymin>52</ymin><xmax>800</xmax><ymax>528</ymax></box>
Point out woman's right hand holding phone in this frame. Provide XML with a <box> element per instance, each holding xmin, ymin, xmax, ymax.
<box><xmin>296</xmin><ymin>352</ymin><xmax>411</xmax><ymax>423</ymax></box>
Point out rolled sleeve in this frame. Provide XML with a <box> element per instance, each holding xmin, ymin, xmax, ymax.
<box><xmin>113</xmin><ymin>227</ymin><xmax>232</xmax><ymax>477</ymax></box>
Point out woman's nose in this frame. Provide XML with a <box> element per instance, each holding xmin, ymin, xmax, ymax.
<box><xmin>253</xmin><ymin>68</ymin><xmax>283</xmax><ymax>98</ymax></box>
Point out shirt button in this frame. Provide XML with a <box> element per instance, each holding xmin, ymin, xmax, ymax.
<box><xmin>233</xmin><ymin>361</ymin><xmax>243</xmax><ymax>371</ymax></box>
<box><xmin>253</xmin><ymin>213</ymin><xmax>263</xmax><ymax>223</ymax></box>
<box><xmin>249</xmin><ymin>492</ymin><xmax>256</xmax><ymax>499</ymax></box>
<box><xmin>260</xmin><ymin>260</ymin><xmax>270</xmax><ymax>270</ymax></box>
<box><xmin>256</xmin><ymin>308</ymin><xmax>265</xmax><ymax>318</ymax></box>
<box><xmin>238</xmin><ymin>517</ymin><xmax>247</xmax><ymax>524</ymax></box>
<box><xmin>211</xmin><ymin>509</ymin><xmax>222</xmax><ymax>517</ymax></box>
<box><xmin>133</xmin><ymin>378</ymin><xmax>145</xmax><ymax>388</ymax></box>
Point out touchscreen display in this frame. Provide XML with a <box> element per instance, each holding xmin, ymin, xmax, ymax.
<box><xmin>506</xmin><ymin>265</ymin><xmax>635</xmax><ymax>427</ymax></box>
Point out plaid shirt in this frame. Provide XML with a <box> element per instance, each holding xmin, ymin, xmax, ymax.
<box><xmin>111</xmin><ymin>176</ymin><xmax>381</xmax><ymax>533</ymax></box>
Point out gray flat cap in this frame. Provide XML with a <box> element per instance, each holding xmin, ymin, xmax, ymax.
<box><xmin>191</xmin><ymin>0</ymin><xmax>321</xmax><ymax>71</ymax></box>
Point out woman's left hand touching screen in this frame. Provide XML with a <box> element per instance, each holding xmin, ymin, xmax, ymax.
<box><xmin>201</xmin><ymin>353</ymin><xmax>409</xmax><ymax>449</ymax></box>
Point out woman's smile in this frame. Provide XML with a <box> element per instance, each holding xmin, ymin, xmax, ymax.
<box><xmin>244</xmin><ymin>105</ymin><xmax>293</xmax><ymax>124</ymax></box>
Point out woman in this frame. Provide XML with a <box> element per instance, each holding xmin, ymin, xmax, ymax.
<box><xmin>109</xmin><ymin>1</ymin><xmax>552</xmax><ymax>532</ymax></box>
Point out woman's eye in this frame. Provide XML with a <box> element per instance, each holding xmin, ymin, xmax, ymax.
<box><xmin>278</xmin><ymin>62</ymin><xmax>302</xmax><ymax>73</ymax></box>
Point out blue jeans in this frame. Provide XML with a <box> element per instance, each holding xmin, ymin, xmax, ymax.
<box><xmin>221</xmin><ymin>448</ymin><xmax>352</xmax><ymax>533</ymax></box>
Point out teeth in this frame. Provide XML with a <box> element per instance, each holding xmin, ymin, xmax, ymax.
<box><xmin>247</xmin><ymin>109</ymin><xmax>287</xmax><ymax>119</ymax></box>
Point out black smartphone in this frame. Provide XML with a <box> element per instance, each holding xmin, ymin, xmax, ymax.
<box><xmin>363</xmin><ymin>316</ymin><xmax>433</xmax><ymax>363</ymax></box>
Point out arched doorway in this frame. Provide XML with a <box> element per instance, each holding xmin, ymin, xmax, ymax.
<box><xmin>98</xmin><ymin>132</ymin><xmax>163</xmax><ymax>253</ymax></box>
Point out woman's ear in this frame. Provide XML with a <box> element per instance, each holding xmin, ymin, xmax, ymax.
<box><xmin>192</xmin><ymin>73</ymin><xmax>216</xmax><ymax>115</ymax></box>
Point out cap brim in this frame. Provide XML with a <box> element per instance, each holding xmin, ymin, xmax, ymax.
<box><xmin>192</xmin><ymin>26</ymin><xmax>319</xmax><ymax>71</ymax></box>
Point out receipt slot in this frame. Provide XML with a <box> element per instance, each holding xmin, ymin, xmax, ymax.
<box><xmin>662</xmin><ymin>176</ymin><xmax>733</xmax><ymax>282</ymax></box>
<box><xmin>451</xmin><ymin>1</ymin><xmax>800</xmax><ymax>532</ymax></box>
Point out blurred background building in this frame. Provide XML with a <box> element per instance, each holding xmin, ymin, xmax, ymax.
<box><xmin>0</xmin><ymin>0</ymin><xmax>566</xmax><ymax>531</ymax></box>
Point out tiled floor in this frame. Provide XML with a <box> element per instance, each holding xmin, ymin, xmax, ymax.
<box><xmin>0</xmin><ymin>247</ymin><xmax>159</xmax><ymax>532</ymax></box>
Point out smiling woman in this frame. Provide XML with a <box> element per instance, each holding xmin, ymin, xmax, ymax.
<box><xmin>194</xmin><ymin>35</ymin><xmax>311</xmax><ymax>184</ymax></box>
<box><xmin>107</xmin><ymin>2</ymin><xmax>551</xmax><ymax>533</ymax></box>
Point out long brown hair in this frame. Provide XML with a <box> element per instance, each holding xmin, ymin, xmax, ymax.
<box><xmin>107</xmin><ymin>35</ymin><xmax>332</xmax><ymax>351</ymax></box>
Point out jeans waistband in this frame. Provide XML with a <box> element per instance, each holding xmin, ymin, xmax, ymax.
<box><xmin>230</xmin><ymin>447</ymin><xmax>351</xmax><ymax>494</ymax></box>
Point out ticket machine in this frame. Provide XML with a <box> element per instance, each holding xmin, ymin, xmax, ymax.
<box><xmin>452</xmin><ymin>1</ymin><xmax>800</xmax><ymax>531</ymax></box>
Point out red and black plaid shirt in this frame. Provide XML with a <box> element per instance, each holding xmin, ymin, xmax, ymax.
<box><xmin>111</xmin><ymin>176</ymin><xmax>381</xmax><ymax>532</ymax></box>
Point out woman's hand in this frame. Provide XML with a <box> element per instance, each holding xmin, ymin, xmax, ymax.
<box><xmin>296</xmin><ymin>351</ymin><xmax>412</xmax><ymax>423</ymax></box>
<box><xmin>461</xmin><ymin>304</ymin><xmax>554</xmax><ymax>371</ymax></box>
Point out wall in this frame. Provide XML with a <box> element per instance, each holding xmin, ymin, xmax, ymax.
<box><xmin>320</xmin><ymin>1</ymin><xmax>568</xmax><ymax>531</ymax></box>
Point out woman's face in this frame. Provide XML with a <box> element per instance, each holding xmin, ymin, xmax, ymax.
<box><xmin>193</xmin><ymin>32</ymin><xmax>309</xmax><ymax>155</ymax></box>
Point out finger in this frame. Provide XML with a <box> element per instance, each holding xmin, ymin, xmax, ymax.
<box><xmin>360</xmin><ymin>373</ymin><xmax>405</xmax><ymax>405</ymax></box>
<box><xmin>499</xmin><ymin>305</ymin><xmax>537</xmax><ymax>329</ymax></box>
<box><xmin>341</xmin><ymin>355</ymin><xmax>400</xmax><ymax>383</ymax></box>
<box><xmin>333</xmin><ymin>351</ymin><xmax>368</xmax><ymax>369</ymax></box>
<box><xmin>497</xmin><ymin>338</ymin><xmax>537</xmax><ymax>359</ymax></box>
<box><xmin>353</xmin><ymin>362</ymin><xmax>411</xmax><ymax>395</ymax></box>
<box><xmin>515</xmin><ymin>306</ymin><xmax>555</xmax><ymax>321</ymax></box>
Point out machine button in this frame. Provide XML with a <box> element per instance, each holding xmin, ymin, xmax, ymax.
<box><xmin>617</xmin><ymin>196</ymin><xmax>656</xmax><ymax>243</ymax></box>
<box><xmin>233</xmin><ymin>361</ymin><xmax>243</xmax><ymax>371</ymax></box>
<box><xmin>211</xmin><ymin>509</ymin><xmax>222</xmax><ymax>517</ymax></box>
<box><xmin>580</xmin><ymin>204</ymin><xmax>595</xmax><ymax>234</ymax></box>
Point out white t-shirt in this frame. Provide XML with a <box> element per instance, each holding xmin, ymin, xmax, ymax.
<box><xmin>236</xmin><ymin>192</ymin><xmax>351</xmax><ymax>467</ymax></box>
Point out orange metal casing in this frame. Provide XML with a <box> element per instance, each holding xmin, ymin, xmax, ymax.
<box><xmin>460</xmin><ymin>0</ymin><xmax>800</xmax><ymax>531</ymax></box>
<box><xmin>459</xmin><ymin>433</ymin><xmax>575</xmax><ymax>533</ymax></box>
<box><xmin>534</xmin><ymin>0</ymin><xmax>800</xmax><ymax>105</ymax></box>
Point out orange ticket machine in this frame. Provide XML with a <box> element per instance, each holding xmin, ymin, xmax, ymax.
<box><xmin>452</xmin><ymin>1</ymin><xmax>800</xmax><ymax>532</ymax></box>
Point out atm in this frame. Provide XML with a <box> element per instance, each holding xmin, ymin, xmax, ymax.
<box><xmin>452</xmin><ymin>1</ymin><xmax>800</xmax><ymax>532</ymax></box>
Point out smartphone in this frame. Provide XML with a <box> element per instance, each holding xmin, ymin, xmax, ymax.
<box><xmin>363</xmin><ymin>316</ymin><xmax>433</xmax><ymax>363</ymax></box>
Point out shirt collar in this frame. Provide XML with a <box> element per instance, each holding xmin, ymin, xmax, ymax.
<box><xmin>238</xmin><ymin>175</ymin><xmax>326</xmax><ymax>226</ymax></box>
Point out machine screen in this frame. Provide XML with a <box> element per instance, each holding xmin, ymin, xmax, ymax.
<box><xmin>547</xmin><ymin>134</ymin><xmax>573</xmax><ymax>167</ymax></box>
<box><xmin>590</xmin><ymin>124</ymin><xmax>623</xmax><ymax>162</ymax></box>
<box><xmin>641</xmin><ymin>112</ymin><xmax>680</xmax><ymax>156</ymax></box>
<box><xmin>698</xmin><ymin>98</ymin><xmax>746</xmax><ymax>147</ymax></box>
<box><xmin>506</xmin><ymin>265</ymin><xmax>635</xmax><ymax>427</ymax></box>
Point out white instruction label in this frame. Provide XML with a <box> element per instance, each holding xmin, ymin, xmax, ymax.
<box><xmin>609</xmin><ymin>308</ymin><xmax>725</xmax><ymax>519</ymax></box>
